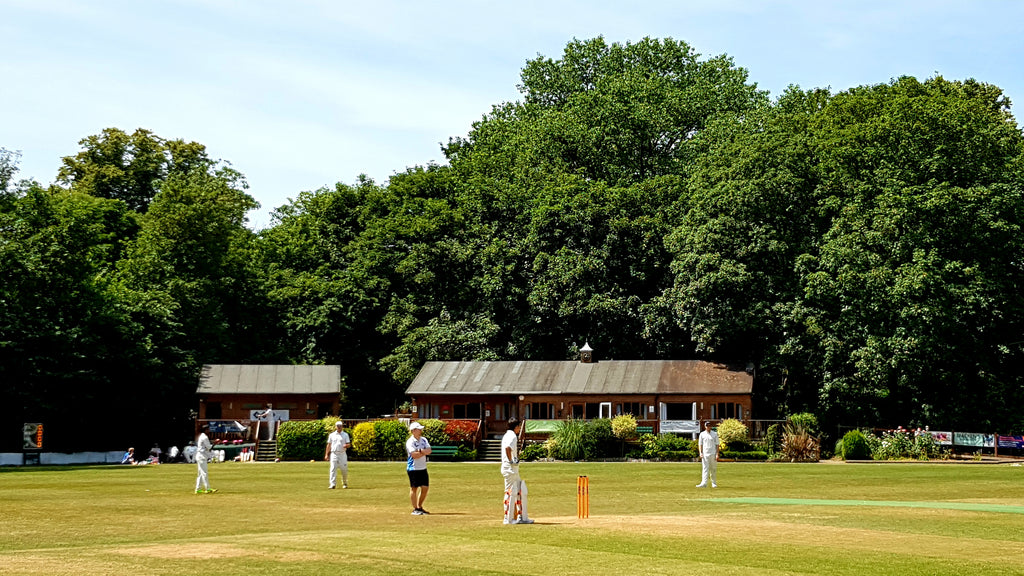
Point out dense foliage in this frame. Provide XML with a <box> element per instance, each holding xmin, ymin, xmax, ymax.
<box><xmin>276</xmin><ymin>418</ymin><xmax>337</xmax><ymax>461</ymax></box>
<box><xmin>637</xmin><ymin>433</ymin><xmax>698</xmax><ymax>460</ymax></box>
<box><xmin>4</xmin><ymin>36</ymin><xmax>1024</xmax><ymax>451</ymax></box>
<box><xmin>716</xmin><ymin>419</ymin><xmax>749</xmax><ymax>450</ymax></box>
<box><xmin>839</xmin><ymin>429</ymin><xmax>872</xmax><ymax>460</ymax></box>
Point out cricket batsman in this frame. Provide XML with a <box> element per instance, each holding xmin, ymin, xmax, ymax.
<box><xmin>501</xmin><ymin>417</ymin><xmax>534</xmax><ymax>524</ymax></box>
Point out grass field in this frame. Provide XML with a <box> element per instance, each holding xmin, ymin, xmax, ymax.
<box><xmin>2</xmin><ymin>460</ymin><xmax>1023</xmax><ymax>575</ymax></box>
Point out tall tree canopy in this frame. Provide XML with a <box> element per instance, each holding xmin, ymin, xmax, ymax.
<box><xmin>57</xmin><ymin>128</ymin><xmax>214</xmax><ymax>213</ymax></box>
<box><xmin>5</xmin><ymin>38</ymin><xmax>1024</xmax><ymax>448</ymax></box>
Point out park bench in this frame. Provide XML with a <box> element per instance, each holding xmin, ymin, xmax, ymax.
<box><xmin>430</xmin><ymin>445</ymin><xmax>460</xmax><ymax>457</ymax></box>
<box><xmin>637</xmin><ymin>426</ymin><xmax>654</xmax><ymax>435</ymax></box>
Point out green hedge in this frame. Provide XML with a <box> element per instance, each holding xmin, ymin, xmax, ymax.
<box><xmin>721</xmin><ymin>449</ymin><xmax>768</xmax><ymax>461</ymax></box>
<box><xmin>277</xmin><ymin>418</ymin><xmax>337</xmax><ymax>461</ymax></box>
<box><xmin>374</xmin><ymin>420</ymin><xmax>409</xmax><ymax>460</ymax></box>
<box><xmin>638</xmin><ymin>433</ymin><xmax>698</xmax><ymax>460</ymax></box>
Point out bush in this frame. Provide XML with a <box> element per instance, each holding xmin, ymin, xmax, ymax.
<box><xmin>911</xmin><ymin>431</ymin><xmax>942</xmax><ymax>460</ymax></box>
<box><xmin>868</xmin><ymin>429</ymin><xmax>943</xmax><ymax>460</ymax></box>
<box><xmin>444</xmin><ymin>420</ymin><xmax>479</xmax><ymax>446</ymax></box>
<box><xmin>610</xmin><ymin>414</ymin><xmax>638</xmax><ymax>440</ymax></box>
<box><xmin>276</xmin><ymin>418</ymin><xmax>335</xmax><ymax>461</ymax></box>
<box><xmin>841</xmin><ymin>430</ymin><xmax>872</xmax><ymax>460</ymax></box>
<box><xmin>639</xmin><ymin>433</ymin><xmax>697</xmax><ymax>460</ymax></box>
<box><xmin>455</xmin><ymin>445</ymin><xmax>477</xmax><ymax>460</ymax></box>
<box><xmin>520</xmin><ymin>442</ymin><xmax>546</xmax><ymax>462</ymax></box>
<box><xmin>374</xmin><ymin>420</ymin><xmax>409</xmax><ymax>460</ymax></box>
<box><xmin>763</xmin><ymin>423</ymin><xmax>783</xmax><ymax>454</ymax></box>
<box><xmin>787</xmin><ymin>413</ymin><xmax>820</xmax><ymax>437</ymax></box>
<box><xmin>721</xmin><ymin>450</ymin><xmax>768</xmax><ymax>461</ymax></box>
<box><xmin>716</xmin><ymin>418</ymin><xmax>748</xmax><ymax>450</ymax></box>
<box><xmin>548</xmin><ymin>419</ymin><xmax>587</xmax><ymax>460</ymax></box>
<box><xmin>351</xmin><ymin>422</ymin><xmax>377</xmax><ymax>459</ymax></box>
<box><xmin>659</xmin><ymin>450</ymin><xmax>698</xmax><ymax>461</ymax></box>
<box><xmin>420</xmin><ymin>419</ymin><xmax>448</xmax><ymax>446</ymax></box>
<box><xmin>781</xmin><ymin>422</ymin><xmax>820</xmax><ymax>462</ymax></box>
<box><xmin>584</xmin><ymin>418</ymin><xmax>616</xmax><ymax>459</ymax></box>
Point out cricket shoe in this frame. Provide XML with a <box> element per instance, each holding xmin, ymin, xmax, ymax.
<box><xmin>518</xmin><ymin>518</ymin><xmax>535</xmax><ymax>524</ymax></box>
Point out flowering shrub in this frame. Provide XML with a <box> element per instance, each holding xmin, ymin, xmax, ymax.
<box><xmin>869</xmin><ymin>429</ymin><xmax>943</xmax><ymax>460</ymax></box>
<box><xmin>717</xmin><ymin>419</ymin><xmax>749</xmax><ymax>450</ymax></box>
<box><xmin>444</xmin><ymin>420</ymin><xmax>479</xmax><ymax>446</ymax></box>
<box><xmin>351</xmin><ymin>421</ymin><xmax>378</xmax><ymax>459</ymax></box>
<box><xmin>639</xmin><ymin>433</ymin><xmax>697</xmax><ymax>460</ymax></box>
<box><xmin>611</xmin><ymin>414</ymin><xmax>638</xmax><ymax>440</ymax></box>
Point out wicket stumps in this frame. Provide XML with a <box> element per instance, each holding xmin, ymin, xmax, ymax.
<box><xmin>577</xmin><ymin>475</ymin><xmax>589</xmax><ymax>519</ymax></box>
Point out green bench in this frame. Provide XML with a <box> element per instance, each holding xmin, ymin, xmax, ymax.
<box><xmin>637</xmin><ymin>426</ymin><xmax>654</xmax><ymax>435</ymax></box>
<box><xmin>430</xmin><ymin>445</ymin><xmax>460</xmax><ymax>457</ymax></box>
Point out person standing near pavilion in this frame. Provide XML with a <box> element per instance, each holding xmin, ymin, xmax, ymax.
<box><xmin>696</xmin><ymin>421</ymin><xmax>720</xmax><ymax>488</ymax></box>
<box><xmin>324</xmin><ymin>420</ymin><xmax>351</xmax><ymax>489</ymax></box>
<box><xmin>195</xmin><ymin>424</ymin><xmax>216</xmax><ymax>494</ymax></box>
<box><xmin>501</xmin><ymin>417</ymin><xmax>534</xmax><ymax>524</ymax></box>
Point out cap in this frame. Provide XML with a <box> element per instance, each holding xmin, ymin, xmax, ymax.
<box><xmin>335</xmin><ymin>421</ymin><xmax>345</xmax><ymax>427</ymax></box>
<box><xmin>704</xmin><ymin>421</ymin><xmax>712</xmax><ymax>427</ymax></box>
<box><xmin>409</xmin><ymin>422</ymin><xmax>425</xmax><ymax>430</ymax></box>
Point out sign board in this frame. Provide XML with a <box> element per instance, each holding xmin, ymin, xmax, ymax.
<box><xmin>952</xmin><ymin>432</ymin><xmax>994</xmax><ymax>448</ymax></box>
<box><xmin>997</xmin><ymin>435</ymin><xmax>1024</xmax><ymax>449</ymax></box>
<box><xmin>249</xmin><ymin>409</ymin><xmax>290</xmax><ymax>422</ymax></box>
<box><xmin>23</xmin><ymin>423</ymin><xmax>43</xmax><ymax>450</ymax></box>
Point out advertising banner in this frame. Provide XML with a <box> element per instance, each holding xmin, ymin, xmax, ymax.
<box><xmin>660</xmin><ymin>420</ymin><xmax>700</xmax><ymax>434</ymax></box>
<box><xmin>953</xmin><ymin>432</ymin><xmax>994</xmax><ymax>448</ymax></box>
<box><xmin>928</xmin><ymin>431</ymin><xmax>952</xmax><ymax>445</ymax></box>
<box><xmin>524</xmin><ymin>420</ymin><xmax>561</xmax><ymax>434</ymax></box>
<box><xmin>997</xmin><ymin>436</ymin><xmax>1024</xmax><ymax>449</ymax></box>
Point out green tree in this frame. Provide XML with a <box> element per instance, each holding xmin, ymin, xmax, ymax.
<box><xmin>57</xmin><ymin>127</ymin><xmax>213</xmax><ymax>213</ymax></box>
<box><xmin>0</xmin><ymin>184</ymin><xmax>143</xmax><ymax>450</ymax></box>
<box><xmin>800</xmin><ymin>77</ymin><xmax>1024</xmax><ymax>430</ymax></box>
<box><xmin>1</xmin><ymin>147</ymin><xmax>20</xmax><ymax>198</ymax></box>
<box><xmin>111</xmin><ymin>164</ymin><xmax>263</xmax><ymax>433</ymax></box>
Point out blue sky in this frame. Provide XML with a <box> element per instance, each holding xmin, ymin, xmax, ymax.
<box><xmin>2</xmin><ymin>0</ymin><xmax>1022</xmax><ymax>229</ymax></box>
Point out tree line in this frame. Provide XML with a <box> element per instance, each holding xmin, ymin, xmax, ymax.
<box><xmin>3</xmin><ymin>37</ymin><xmax>1022</xmax><ymax>450</ymax></box>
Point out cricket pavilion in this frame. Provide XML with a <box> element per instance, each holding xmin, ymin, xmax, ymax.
<box><xmin>405</xmin><ymin>345</ymin><xmax>754</xmax><ymax>438</ymax></box>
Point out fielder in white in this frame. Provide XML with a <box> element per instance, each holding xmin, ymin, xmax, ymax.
<box><xmin>195</xmin><ymin>425</ymin><xmax>216</xmax><ymax>494</ymax></box>
<box><xmin>696</xmin><ymin>420</ymin><xmax>720</xmax><ymax>488</ymax></box>
<box><xmin>258</xmin><ymin>403</ymin><xmax>277</xmax><ymax>441</ymax></box>
<box><xmin>501</xmin><ymin>417</ymin><xmax>534</xmax><ymax>524</ymax></box>
<box><xmin>324</xmin><ymin>420</ymin><xmax>351</xmax><ymax>489</ymax></box>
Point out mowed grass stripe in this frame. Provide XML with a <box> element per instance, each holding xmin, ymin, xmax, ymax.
<box><xmin>710</xmin><ymin>497</ymin><xmax>1024</xmax><ymax>514</ymax></box>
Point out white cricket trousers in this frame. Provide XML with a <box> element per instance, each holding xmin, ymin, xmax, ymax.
<box><xmin>329</xmin><ymin>453</ymin><xmax>348</xmax><ymax>488</ymax></box>
<box><xmin>700</xmin><ymin>455</ymin><xmax>717</xmax><ymax>486</ymax></box>
<box><xmin>195</xmin><ymin>457</ymin><xmax>210</xmax><ymax>491</ymax></box>
<box><xmin>503</xmin><ymin>470</ymin><xmax>529</xmax><ymax>522</ymax></box>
